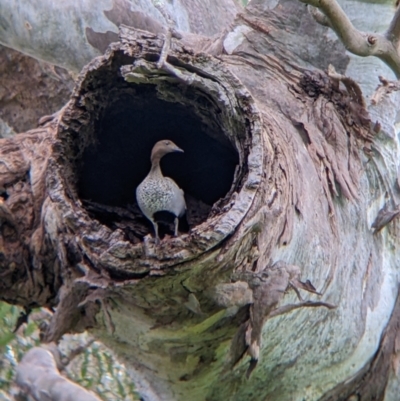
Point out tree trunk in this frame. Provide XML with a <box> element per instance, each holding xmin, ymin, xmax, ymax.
<box><xmin>1</xmin><ymin>1</ymin><xmax>400</xmax><ymax>400</ymax></box>
<box><xmin>0</xmin><ymin>0</ymin><xmax>239</xmax><ymax>72</ymax></box>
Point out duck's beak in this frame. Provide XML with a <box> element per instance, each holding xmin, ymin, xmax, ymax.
<box><xmin>174</xmin><ymin>145</ymin><xmax>184</xmax><ymax>153</ymax></box>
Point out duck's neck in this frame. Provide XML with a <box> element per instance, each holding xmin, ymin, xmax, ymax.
<box><xmin>149</xmin><ymin>156</ymin><xmax>164</xmax><ymax>178</ymax></box>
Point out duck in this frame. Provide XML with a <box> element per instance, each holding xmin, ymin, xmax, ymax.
<box><xmin>136</xmin><ymin>140</ymin><xmax>186</xmax><ymax>244</ymax></box>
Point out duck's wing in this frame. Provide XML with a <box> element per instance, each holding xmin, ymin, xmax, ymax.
<box><xmin>165</xmin><ymin>177</ymin><xmax>186</xmax><ymax>217</ymax></box>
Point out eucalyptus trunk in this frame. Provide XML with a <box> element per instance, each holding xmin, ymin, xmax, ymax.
<box><xmin>1</xmin><ymin>1</ymin><xmax>400</xmax><ymax>401</ymax></box>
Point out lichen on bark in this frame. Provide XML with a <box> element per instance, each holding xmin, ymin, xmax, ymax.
<box><xmin>1</xmin><ymin>2</ymin><xmax>400</xmax><ymax>400</ymax></box>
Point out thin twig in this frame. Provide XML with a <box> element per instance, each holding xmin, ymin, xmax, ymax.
<box><xmin>153</xmin><ymin>1</ymin><xmax>185</xmax><ymax>81</ymax></box>
<box><xmin>64</xmin><ymin>338</ymin><xmax>96</xmax><ymax>367</ymax></box>
<box><xmin>371</xmin><ymin>75</ymin><xmax>400</xmax><ymax>104</ymax></box>
<box><xmin>327</xmin><ymin>64</ymin><xmax>365</xmax><ymax>107</ymax></box>
<box><xmin>157</xmin><ymin>28</ymin><xmax>172</xmax><ymax>70</ymax></box>
<box><xmin>269</xmin><ymin>300</ymin><xmax>337</xmax><ymax>318</ymax></box>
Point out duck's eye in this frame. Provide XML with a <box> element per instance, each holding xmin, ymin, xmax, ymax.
<box><xmin>165</xmin><ymin>141</ymin><xmax>170</xmax><ymax>146</ymax></box>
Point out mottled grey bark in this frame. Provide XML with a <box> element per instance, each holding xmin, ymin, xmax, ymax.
<box><xmin>0</xmin><ymin>0</ymin><xmax>239</xmax><ymax>72</ymax></box>
<box><xmin>1</xmin><ymin>1</ymin><xmax>400</xmax><ymax>401</ymax></box>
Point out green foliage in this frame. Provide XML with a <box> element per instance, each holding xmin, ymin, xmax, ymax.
<box><xmin>0</xmin><ymin>302</ymin><xmax>139</xmax><ymax>401</ymax></box>
<box><xmin>66</xmin><ymin>339</ymin><xmax>138</xmax><ymax>400</ymax></box>
<box><xmin>0</xmin><ymin>303</ymin><xmax>35</xmax><ymax>400</ymax></box>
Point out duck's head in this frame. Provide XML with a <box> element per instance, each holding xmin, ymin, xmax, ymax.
<box><xmin>151</xmin><ymin>140</ymin><xmax>184</xmax><ymax>162</ymax></box>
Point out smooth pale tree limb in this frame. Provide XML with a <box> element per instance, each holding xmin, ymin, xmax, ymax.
<box><xmin>14</xmin><ymin>344</ymin><xmax>102</xmax><ymax>401</ymax></box>
<box><xmin>301</xmin><ymin>0</ymin><xmax>400</xmax><ymax>77</ymax></box>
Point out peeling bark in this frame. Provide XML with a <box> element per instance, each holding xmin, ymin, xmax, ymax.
<box><xmin>1</xmin><ymin>1</ymin><xmax>400</xmax><ymax>400</ymax></box>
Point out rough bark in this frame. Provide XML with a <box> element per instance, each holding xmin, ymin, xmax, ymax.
<box><xmin>0</xmin><ymin>45</ymin><xmax>74</xmax><ymax>136</ymax></box>
<box><xmin>1</xmin><ymin>1</ymin><xmax>400</xmax><ymax>401</ymax></box>
<box><xmin>0</xmin><ymin>0</ymin><xmax>240</xmax><ymax>72</ymax></box>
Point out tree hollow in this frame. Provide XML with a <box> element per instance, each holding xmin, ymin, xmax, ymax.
<box><xmin>50</xmin><ymin>31</ymin><xmax>264</xmax><ymax>274</ymax></box>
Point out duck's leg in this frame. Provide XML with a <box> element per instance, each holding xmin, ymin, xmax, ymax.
<box><xmin>174</xmin><ymin>217</ymin><xmax>179</xmax><ymax>237</ymax></box>
<box><xmin>152</xmin><ymin>220</ymin><xmax>160</xmax><ymax>245</ymax></box>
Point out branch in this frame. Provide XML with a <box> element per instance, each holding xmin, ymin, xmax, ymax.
<box><xmin>308</xmin><ymin>7</ymin><xmax>331</xmax><ymax>28</ymax></box>
<box><xmin>300</xmin><ymin>0</ymin><xmax>400</xmax><ymax>78</ymax></box>
<box><xmin>152</xmin><ymin>2</ymin><xmax>187</xmax><ymax>81</ymax></box>
<box><xmin>64</xmin><ymin>338</ymin><xmax>96</xmax><ymax>366</ymax></box>
<box><xmin>269</xmin><ymin>300</ymin><xmax>337</xmax><ymax>318</ymax></box>
<box><xmin>15</xmin><ymin>344</ymin><xmax>102</xmax><ymax>401</ymax></box>
<box><xmin>327</xmin><ymin>64</ymin><xmax>365</xmax><ymax>107</ymax></box>
<box><xmin>371</xmin><ymin>75</ymin><xmax>400</xmax><ymax>105</ymax></box>
<box><xmin>371</xmin><ymin>201</ymin><xmax>400</xmax><ymax>233</ymax></box>
<box><xmin>386</xmin><ymin>6</ymin><xmax>400</xmax><ymax>46</ymax></box>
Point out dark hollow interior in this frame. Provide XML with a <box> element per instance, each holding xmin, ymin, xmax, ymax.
<box><xmin>77</xmin><ymin>85</ymin><xmax>239</xmax><ymax>239</ymax></box>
